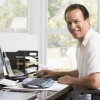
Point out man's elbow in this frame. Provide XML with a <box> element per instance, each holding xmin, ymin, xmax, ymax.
<box><xmin>89</xmin><ymin>81</ymin><xmax>100</xmax><ymax>89</ymax></box>
<box><xmin>88</xmin><ymin>73</ymin><xmax>100</xmax><ymax>89</ymax></box>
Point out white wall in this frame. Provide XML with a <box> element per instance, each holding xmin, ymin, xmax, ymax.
<box><xmin>0</xmin><ymin>33</ymin><xmax>39</xmax><ymax>52</ymax></box>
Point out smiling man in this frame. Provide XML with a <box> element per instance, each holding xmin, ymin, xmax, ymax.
<box><xmin>65</xmin><ymin>7</ymin><xmax>90</xmax><ymax>43</ymax></box>
<box><xmin>37</xmin><ymin>4</ymin><xmax>100</xmax><ymax>100</ymax></box>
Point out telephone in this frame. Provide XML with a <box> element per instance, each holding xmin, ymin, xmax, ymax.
<box><xmin>4</xmin><ymin>52</ymin><xmax>14</xmax><ymax>76</ymax></box>
<box><xmin>3</xmin><ymin>52</ymin><xmax>24</xmax><ymax>77</ymax></box>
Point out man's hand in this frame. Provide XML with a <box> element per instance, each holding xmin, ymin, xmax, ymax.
<box><xmin>35</xmin><ymin>69</ymin><xmax>55</xmax><ymax>78</ymax></box>
<box><xmin>58</xmin><ymin>75</ymin><xmax>73</xmax><ymax>85</ymax></box>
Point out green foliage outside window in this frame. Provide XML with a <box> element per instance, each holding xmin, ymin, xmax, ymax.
<box><xmin>47</xmin><ymin>0</ymin><xmax>97</xmax><ymax>57</ymax></box>
<box><xmin>0</xmin><ymin>0</ymin><xmax>27</xmax><ymax>32</ymax></box>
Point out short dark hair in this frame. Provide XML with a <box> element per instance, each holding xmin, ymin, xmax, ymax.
<box><xmin>64</xmin><ymin>4</ymin><xmax>89</xmax><ymax>21</ymax></box>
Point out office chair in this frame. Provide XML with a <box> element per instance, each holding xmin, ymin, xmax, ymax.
<box><xmin>55</xmin><ymin>86</ymin><xmax>100</xmax><ymax>100</ymax></box>
<box><xmin>80</xmin><ymin>89</ymin><xmax>100</xmax><ymax>100</ymax></box>
<box><xmin>66</xmin><ymin>86</ymin><xmax>100</xmax><ymax>100</ymax></box>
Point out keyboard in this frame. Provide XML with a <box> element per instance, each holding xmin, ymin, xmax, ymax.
<box><xmin>22</xmin><ymin>77</ymin><xmax>55</xmax><ymax>88</ymax></box>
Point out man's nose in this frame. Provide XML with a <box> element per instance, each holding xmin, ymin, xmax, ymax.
<box><xmin>71</xmin><ymin>23</ymin><xmax>76</xmax><ymax>29</ymax></box>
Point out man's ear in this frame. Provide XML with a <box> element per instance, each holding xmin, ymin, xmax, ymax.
<box><xmin>86</xmin><ymin>18</ymin><xmax>90</xmax><ymax>25</ymax></box>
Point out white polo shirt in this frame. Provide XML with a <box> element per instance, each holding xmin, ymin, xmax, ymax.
<box><xmin>76</xmin><ymin>28</ymin><xmax>100</xmax><ymax>77</ymax></box>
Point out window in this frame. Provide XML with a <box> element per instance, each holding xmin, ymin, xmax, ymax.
<box><xmin>46</xmin><ymin>0</ymin><xmax>98</xmax><ymax>71</ymax></box>
<box><xmin>0</xmin><ymin>0</ymin><xmax>27</xmax><ymax>33</ymax></box>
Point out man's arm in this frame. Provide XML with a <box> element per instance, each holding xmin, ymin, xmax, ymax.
<box><xmin>37</xmin><ymin>69</ymin><xmax>78</xmax><ymax>78</ymax></box>
<box><xmin>58</xmin><ymin>72</ymin><xmax>100</xmax><ymax>89</ymax></box>
<box><xmin>54</xmin><ymin>70</ymin><xmax>79</xmax><ymax>77</ymax></box>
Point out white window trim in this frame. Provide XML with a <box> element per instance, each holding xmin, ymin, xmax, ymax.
<box><xmin>38</xmin><ymin>0</ymin><xmax>47</xmax><ymax>64</ymax></box>
<box><xmin>28</xmin><ymin>0</ymin><xmax>42</xmax><ymax>35</ymax></box>
<box><xmin>29</xmin><ymin>0</ymin><xmax>47</xmax><ymax>64</ymax></box>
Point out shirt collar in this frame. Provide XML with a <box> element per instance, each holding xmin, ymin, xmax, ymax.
<box><xmin>78</xmin><ymin>28</ymin><xmax>93</xmax><ymax>47</ymax></box>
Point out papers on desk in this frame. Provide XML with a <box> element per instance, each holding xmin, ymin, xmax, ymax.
<box><xmin>3</xmin><ymin>81</ymin><xmax>68</xmax><ymax>92</ymax></box>
<box><xmin>0</xmin><ymin>79</ymin><xmax>18</xmax><ymax>86</ymax></box>
<box><xmin>46</xmin><ymin>81</ymin><xmax>68</xmax><ymax>91</ymax></box>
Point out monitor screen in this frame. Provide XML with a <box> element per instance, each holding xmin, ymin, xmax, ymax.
<box><xmin>0</xmin><ymin>48</ymin><xmax>4</xmax><ymax>74</ymax></box>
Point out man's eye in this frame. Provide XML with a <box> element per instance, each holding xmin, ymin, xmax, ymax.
<box><xmin>75</xmin><ymin>21</ymin><xmax>80</xmax><ymax>23</ymax></box>
<box><xmin>67</xmin><ymin>22</ymin><xmax>71</xmax><ymax>25</ymax></box>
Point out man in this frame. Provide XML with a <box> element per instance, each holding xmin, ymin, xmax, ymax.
<box><xmin>38</xmin><ymin>4</ymin><xmax>100</xmax><ymax>100</ymax></box>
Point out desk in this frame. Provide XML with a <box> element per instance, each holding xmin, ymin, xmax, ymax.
<box><xmin>1</xmin><ymin>82</ymin><xmax>72</xmax><ymax>100</ymax></box>
<box><xmin>35</xmin><ymin>85</ymin><xmax>72</xmax><ymax>100</ymax></box>
<box><xmin>0</xmin><ymin>90</ymin><xmax>37</xmax><ymax>100</ymax></box>
<box><xmin>46</xmin><ymin>85</ymin><xmax>72</xmax><ymax>100</ymax></box>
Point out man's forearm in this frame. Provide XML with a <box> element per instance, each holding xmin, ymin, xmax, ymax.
<box><xmin>69</xmin><ymin>76</ymin><xmax>91</xmax><ymax>89</ymax></box>
<box><xmin>54</xmin><ymin>70</ymin><xmax>78</xmax><ymax>77</ymax></box>
<box><xmin>69</xmin><ymin>73</ymin><xmax>100</xmax><ymax>89</ymax></box>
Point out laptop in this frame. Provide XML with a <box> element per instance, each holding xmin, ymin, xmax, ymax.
<box><xmin>0</xmin><ymin>48</ymin><xmax>5</xmax><ymax>80</ymax></box>
<box><xmin>0</xmin><ymin>49</ymin><xmax>37</xmax><ymax>99</ymax></box>
<box><xmin>0</xmin><ymin>48</ymin><xmax>27</xmax><ymax>82</ymax></box>
<box><xmin>0</xmin><ymin>48</ymin><xmax>17</xmax><ymax>86</ymax></box>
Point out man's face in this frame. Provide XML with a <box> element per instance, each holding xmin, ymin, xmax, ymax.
<box><xmin>65</xmin><ymin>9</ymin><xmax>90</xmax><ymax>42</ymax></box>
